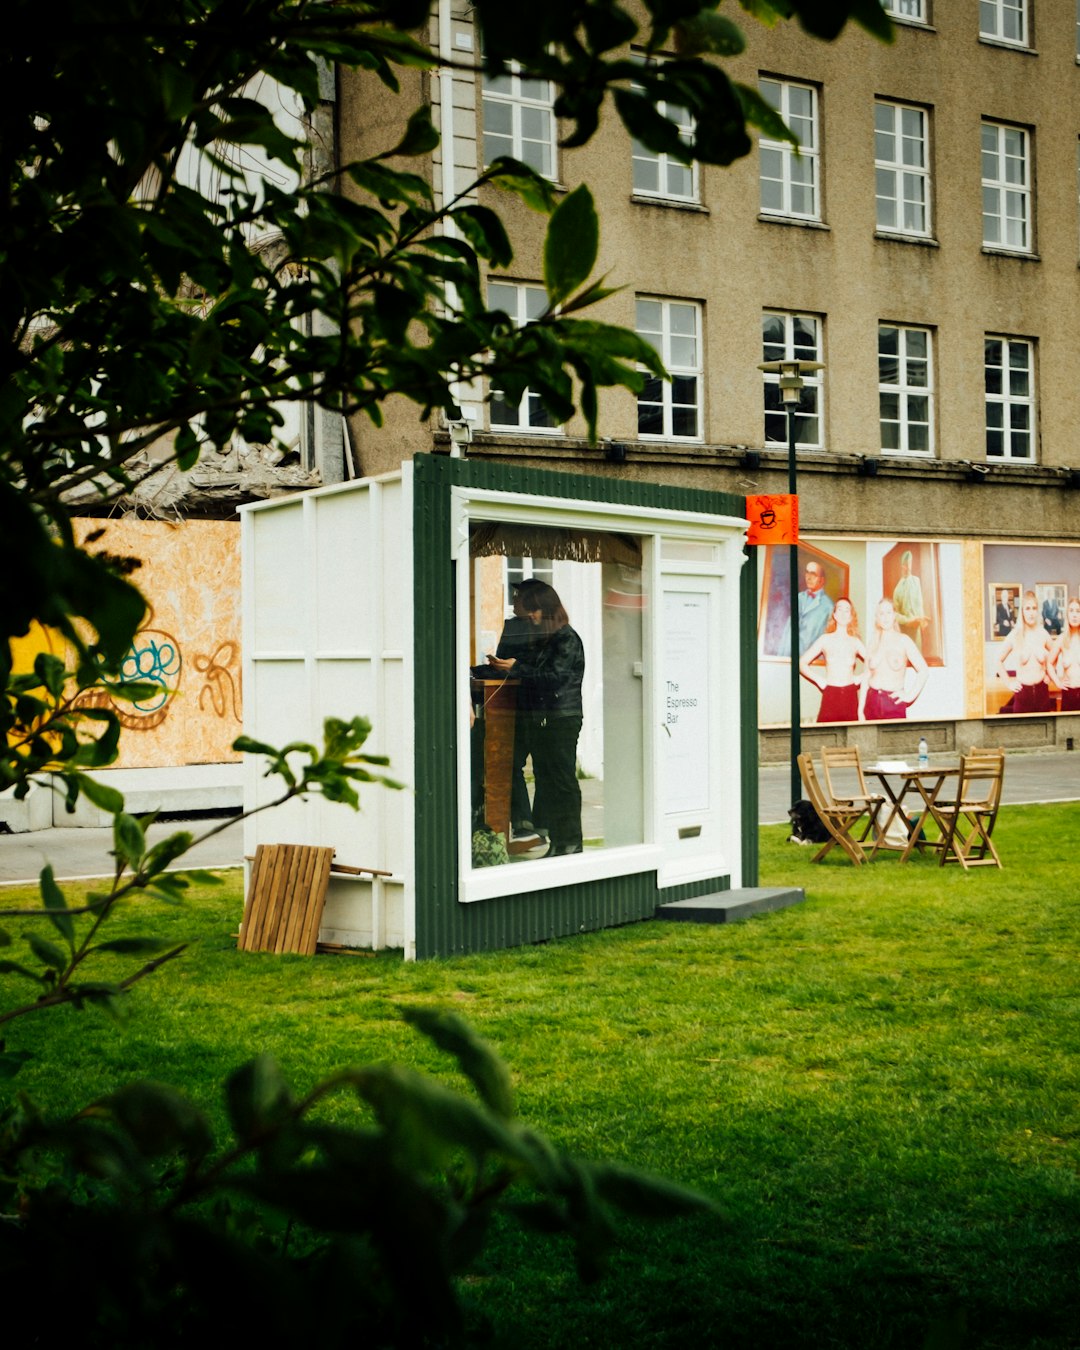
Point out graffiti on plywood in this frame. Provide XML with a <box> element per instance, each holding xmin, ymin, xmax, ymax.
<box><xmin>74</xmin><ymin>624</ymin><xmax>182</xmax><ymax>731</ymax></box>
<box><xmin>194</xmin><ymin>641</ymin><xmax>242</xmax><ymax>722</ymax></box>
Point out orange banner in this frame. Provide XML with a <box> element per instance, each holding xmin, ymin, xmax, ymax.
<box><xmin>745</xmin><ymin>494</ymin><xmax>798</xmax><ymax>546</ymax></box>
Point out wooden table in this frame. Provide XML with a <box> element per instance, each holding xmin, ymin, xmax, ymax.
<box><xmin>866</xmin><ymin>762</ymin><xmax>960</xmax><ymax>862</ymax></box>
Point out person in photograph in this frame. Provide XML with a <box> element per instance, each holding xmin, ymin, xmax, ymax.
<box><xmin>778</xmin><ymin>559</ymin><xmax>834</xmax><ymax>658</ymax></box>
<box><xmin>799</xmin><ymin>596</ymin><xmax>867</xmax><ymax>724</ymax></box>
<box><xmin>862</xmin><ymin>596</ymin><xmax>929</xmax><ymax>720</ymax></box>
<box><xmin>488</xmin><ymin>581</ymin><xmax>585</xmax><ymax>857</ymax></box>
<box><xmin>1041</xmin><ymin>592</ymin><xmax>1063</xmax><ymax>637</ymax></box>
<box><xmin>1050</xmin><ymin>596</ymin><xmax>1080</xmax><ymax>712</ymax></box>
<box><xmin>892</xmin><ymin>549</ymin><xmax>929</xmax><ymax>651</ymax></box>
<box><xmin>996</xmin><ymin>589</ymin><xmax>1053</xmax><ymax>713</ymax></box>
<box><xmin>994</xmin><ymin>589</ymin><xmax>1014</xmax><ymax>638</ymax></box>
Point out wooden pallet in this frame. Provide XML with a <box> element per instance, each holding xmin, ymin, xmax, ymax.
<box><xmin>238</xmin><ymin>844</ymin><xmax>336</xmax><ymax>955</ymax></box>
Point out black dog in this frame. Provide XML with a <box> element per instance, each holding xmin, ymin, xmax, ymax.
<box><xmin>788</xmin><ymin>799</ymin><xmax>830</xmax><ymax>845</ymax></box>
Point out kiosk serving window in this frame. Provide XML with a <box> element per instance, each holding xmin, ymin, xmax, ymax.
<box><xmin>467</xmin><ymin>521</ymin><xmax>647</xmax><ymax>870</ymax></box>
<box><xmin>453</xmin><ymin>487</ymin><xmax>747</xmax><ymax>905</ymax></box>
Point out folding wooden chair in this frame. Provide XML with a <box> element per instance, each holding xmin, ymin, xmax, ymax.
<box><xmin>821</xmin><ymin>746</ymin><xmax>886</xmax><ymax>818</ymax></box>
<box><xmin>936</xmin><ymin>748</ymin><xmax>1005</xmax><ymax>869</ymax></box>
<box><xmin>797</xmin><ymin>752</ymin><xmax>881</xmax><ymax>866</ymax></box>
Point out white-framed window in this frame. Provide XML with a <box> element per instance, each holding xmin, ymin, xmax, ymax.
<box><xmin>482</xmin><ymin>66</ymin><xmax>557</xmax><ymax>179</ymax></box>
<box><xmin>504</xmin><ymin>556</ymin><xmax>553</xmax><ymax>608</ymax></box>
<box><xmin>980</xmin><ymin>0</ymin><xmax>1028</xmax><ymax>44</ymax></box>
<box><xmin>875</xmin><ymin>102</ymin><xmax>931</xmax><ymax>236</ymax></box>
<box><xmin>762</xmin><ymin>311</ymin><xmax>823</xmax><ymax>448</ymax></box>
<box><xmin>985</xmin><ymin>337</ymin><xmax>1035</xmax><ymax>460</ymax></box>
<box><xmin>879</xmin><ymin>325</ymin><xmax>933</xmax><ymax>455</ymax></box>
<box><xmin>885</xmin><ymin>0</ymin><xmax>929</xmax><ymax>22</ymax></box>
<box><xmin>635</xmin><ymin>298</ymin><xmax>702</xmax><ymax>440</ymax></box>
<box><xmin>487</xmin><ymin>282</ymin><xmax>559</xmax><ymax>432</ymax></box>
<box><xmin>758</xmin><ymin>79</ymin><xmax>820</xmax><ymax>221</ymax></box>
<box><xmin>631</xmin><ymin>73</ymin><xmax>697</xmax><ymax>201</ymax></box>
<box><xmin>981</xmin><ymin>121</ymin><xmax>1031</xmax><ymax>252</ymax></box>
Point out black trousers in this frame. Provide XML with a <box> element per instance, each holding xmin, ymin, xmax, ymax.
<box><xmin>534</xmin><ymin>715</ymin><xmax>582</xmax><ymax>850</ymax></box>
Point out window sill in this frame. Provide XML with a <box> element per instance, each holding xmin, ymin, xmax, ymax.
<box><xmin>630</xmin><ymin>194</ymin><xmax>709</xmax><ymax>214</ymax></box>
<box><xmin>977</xmin><ymin>36</ymin><xmax>1037</xmax><ymax>54</ymax></box>
<box><xmin>880</xmin><ymin>448</ymin><xmax>935</xmax><ymax>459</ymax></box>
<box><xmin>638</xmin><ymin>435</ymin><xmax>705</xmax><ymax>446</ymax></box>
<box><xmin>981</xmin><ymin>246</ymin><xmax>1039</xmax><ymax>262</ymax></box>
<box><xmin>488</xmin><ymin>425</ymin><xmax>564</xmax><ymax>436</ymax></box>
<box><xmin>874</xmin><ymin>230</ymin><xmax>939</xmax><ymax>248</ymax></box>
<box><xmin>758</xmin><ymin>214</ymin><xmax>829</xmax><ymax>232</ymax></box>
<box><xmin>888</xmin><ymin>16</ymin><xmax>935</xmax><ymax>31</ymax></box>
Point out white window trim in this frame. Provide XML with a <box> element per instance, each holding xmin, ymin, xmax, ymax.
<box><xmin>630</xmin><ymin>69</ymin><xmax>698</xmax><ymax>203</ymax></box>
<box><xmin>878</xmin><ymin>324</ymin><xmax>934</xmax><ymax>457</ymax></box>
<box><xmin>884</xmin><ymin>0</ymin><xmax>929</xmax><ymax>23</ymax></box>
<box><xmin>979</xmin><ymin>0</ymin><xmax>1028</xmax><ymax>46</ymax></box>
<box><xmin>487</xmin><ymin>281</ymin><xmax>561</xmax><ymax>434</ymax></box>
<box><xmin>635</xmin><ymin>299</ymin><xmax>703</xmax><ymax>442</ymax></box>
<box><xmin>981</xmin><ymin>121</ymin><xmax>1032</xmax><ymax>254</ymax></box>
<box><xmin>450</xmin><ymin>487</ymin><xmax>749</xmax><ymax>903</ymax></box>
<box><xmin>481</xmin><ymin>64</ymin><xmax>558</xmax><ymax>181</ymax></box>
<box><xmin>874</xmin><ymin>101</ymin><xmax>931</xmax><ymax>238</ymax></box>
<box><xmin>985</xmin><ymin>336</ymin><xmax>1036</xmax><ymax>462</ymax></box>
<box><xmin>758</xmin><ymin>79</ymin><xmax>820</xmax><ymax>222</ymax></box>
<box><xmin>761</xmin><ymin>311</ymin><xmax>824</xmax><ymax>450</ymax></box>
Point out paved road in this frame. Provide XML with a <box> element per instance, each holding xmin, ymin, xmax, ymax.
<box><xmin>0</xmin><ymin>750</ymin><xmax>1075</xmax><ymax>883</ymax></box>
<box><xmin>758</xmin><ymin>750</ymin><xmax>1080</xmax><ymax>824</ymax></box>
<box><xmin>0</xmin><ymin>815</ymin><xmax>247</xmax><ymax>887</ymax></box>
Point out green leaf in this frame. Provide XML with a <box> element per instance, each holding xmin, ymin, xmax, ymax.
<box><xmin>487</xmin><ymin>158</ymin><xmax>558</xmax><ymax>213</ymax></box>
<box><xmin>91</xmin><ymin>937</ymin><xmax>175</xmax><ymax>956</ymax></box>
<box><xmin>349</xmin><ymin>1063</ymin><xmax>531</xmax><ymax>1170</ymax></box>
<box><xmin>0</xmin><ymin>1048</ymin><xmax>33</xmax><ymax>1080</ymax></box>
<box><xmin>113</xmin><ymin>813</ymin><xmax>146</xmax><ymax>867</ymax></box>
<box><xmin>589</xmin><ymin>1161</ymin><xmax>720</xmax><ymax>1219</ymax></box>
<box><xmin>401</xmin><ymin>1007</ymin><xmax>515</xmax><ymax>1120</ymax></box>
<box><xmin>674</xmin><ymin>12</ymin><xmax>747</xmax><ymax>56</ymax></box>
<box><xmin>27</xmin><ymin>931</ymin><xmax>68</xmax><ymax>972</ymax></box>
<box><xmin>74</xmin><ymin>772</ymin><xmax>125</xmax><ymax>815</ymax></box>
<box><xmin>451</xmin><ymin>205</ymin><xmax>514</xmax><ymax>268</ymax></box>
<box><xmin>226</xmin><ymin>1055</ymin><xmax>295</xmax><ymax>1142</ymax></box>
<box><xmin>103</xmin><ymin>1080</ymin><xmax>213</xmax><ymax>1160</ymax></box>
<box><xmin>544</xmin><ymin>186</ymin><xmax>599</xmax><ymax>307</ymax></box>
<box><xmin>385</xmin><ymin>104</ymin><xmax>440</xmax><ymax>159</ymax></box>
<box><xmin>40</xmin><ymin>865</ymin><xmax>74</xmax><ymax>945</ymax></box>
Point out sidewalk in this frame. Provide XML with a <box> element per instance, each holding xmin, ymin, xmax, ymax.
<box><xmin>758</xmin><ymin>750</ymin><xmax>1080</xmax><ymax>824</ymax></box>
<box><xmin>0</xmin><ymin>750</ymin><xmax>1075</xmax><ymax>884</ymax></box>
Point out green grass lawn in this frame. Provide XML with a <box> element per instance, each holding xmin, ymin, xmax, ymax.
<box><xmin>3</xmin><ymin>803</ymin><xmax>1079</xmax><ymax>1347</ymax></box>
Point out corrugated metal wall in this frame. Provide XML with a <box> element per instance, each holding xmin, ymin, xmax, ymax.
<box><xmin>411</xmin><ymin>455</ymin><xmax>755</xmax><ymax>959</ymax></box>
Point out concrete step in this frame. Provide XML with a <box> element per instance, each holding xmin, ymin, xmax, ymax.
<box><xmin>656</xmin><ymin>886</ymin><xmax>805</xmax><ymax>924</ymax></box>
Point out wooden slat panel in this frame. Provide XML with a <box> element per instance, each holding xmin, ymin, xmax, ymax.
<box><xmin>238</xmin><ymin>844</ymin><xmax>335</xmax><ymax>954</ymax></box>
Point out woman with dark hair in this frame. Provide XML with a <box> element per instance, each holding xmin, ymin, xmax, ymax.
<box><xmin>489</xmin><ymin>580</ymin><xmax>585</xmax><ymax>856</ymax></box>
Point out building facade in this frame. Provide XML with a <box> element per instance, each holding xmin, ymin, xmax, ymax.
<box><xmin>339</xmin><ymin>0</ymin><xmax>1080</xmax><ymax>761</ymax></box>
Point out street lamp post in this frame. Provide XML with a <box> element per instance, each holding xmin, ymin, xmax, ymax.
<box><xmin>757</xmin><ymin>358</ymin><xmax>825</xmax><ymax>809</ymax></box>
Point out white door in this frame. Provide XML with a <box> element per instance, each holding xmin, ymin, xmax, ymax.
<box><xmin>658</xmin><ymin>576</ymin><xmax>732</xmax><ymax>886</ymax></box>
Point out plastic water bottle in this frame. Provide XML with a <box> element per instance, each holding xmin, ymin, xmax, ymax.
<box><xmin>918</xmin><ymin>737</ymin><xmax>929</xmax><ymax>768</ymax></box>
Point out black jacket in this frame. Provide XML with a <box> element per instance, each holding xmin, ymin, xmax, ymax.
<box><xmin>512</xmin><ymin>624</ymin><xmax>585</xmax><ymax>717</ymax></box>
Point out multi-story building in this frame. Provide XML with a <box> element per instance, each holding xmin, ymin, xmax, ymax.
<box><xmin>346</xmin><ymin>0</ymin><xmax>1080</xmax><ymax>764</ymax></box>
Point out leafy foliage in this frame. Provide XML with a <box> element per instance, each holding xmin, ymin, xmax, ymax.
<box><xmin>1</xmin><ymin>0</ymin><xmax>886</xmax><ymax>682</ymax></box>
<box><xmin>0</xmin><ymin>1007</ymin><xmax>717</xmax><ymax>1346</ymax></box>
<box><xmin>0</xmin><ymin>0</ymin><xmax>887</xmax><ymax>1339</ymax></box>
<box><xmin>0</xmin><ymin>715</ymin><xmax>396</xmax><ymax>1045</ymax></box>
